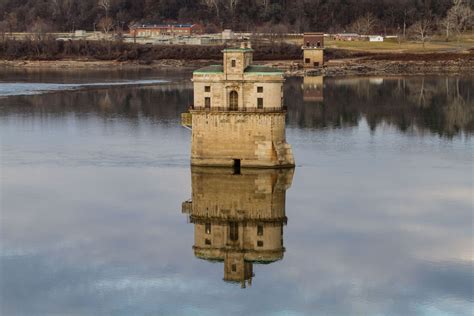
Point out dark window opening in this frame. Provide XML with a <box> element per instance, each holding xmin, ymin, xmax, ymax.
<box><xmin>257</xmin><ymin>86</ymin><xmax>263</xmax><ymax>93</ymax></box>
<box><xmin>257</xmin><ymin>98</ymin><xmax>263</xmax><ymax>109</ymax></box>
<box><xmin>317</xmin><ymin>41</ymin><xmax>321</xmax><ymax>47</ymax></box>
<box><xmin>305</xmin><ymin>58</ymin><xmax>310</xmax><ymax>63</ymax></box>
<box><xmin>232</xmin><ymin>264</ymin><xmax>237</xmax><ymax>272</ymax></box>
<box><xmin>231</xmin><ymin>59</ymin><xmax>236</xmax><ymax>67</ymax></box>
<box><xmin>233</xmin><ymin>159</ymin><xmax>241</xmax><ymax>174</ymax></box>
<box><xmin>205</xmin><ymin>238</ymin><xmax>211</xmax><ymax>245</ymax></box>
<box><xmin>257</xmin><ymin>240</ymin><xmax>263</xmax><ymax>247</ymax></box>
<box><xmin>306</xmin><ymin>41</ymin><xmax>310</xmax><ymax>47</ymax></box>
<box><xmin>257</xmin><ymin>225</ymin><xmax>263</xmax><ymax>236</ymax></box>
<box><xmin>314</xmin><ymin>62</ymin><xmax>319</xmax><ymax>67</ymax></box>
<box><xmin>229</xmin><ymin>90</ymin><xmax>238</xmax><ymax>110</ymax></box>
<box><xmin>205</xmin><ymin>97</ymin><xmax>211</xmax><ymax>108</ymax></box>
<box><xmin>204</xmin><ymin>86</ymin><xmax>211</xmax><ymax>92</ymax></box>
<box><xmin>205</xmin><ymin>223</ymin><xmax>211</xmax><ymax>234</ymax></box>
<box><xmin>229</xmin><ymin>222</ymin><xmax>239</xmax><ymax>241</ymax></box>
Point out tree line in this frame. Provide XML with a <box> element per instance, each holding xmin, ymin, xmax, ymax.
<box><xmin>0</xmin><ymin>39</ymin><xmax>305</xmax><ymax>60</ymax></box>
<box><xmin>0</xmin><ymin>0</ymin><xmax>472</xmax><ymax>36</ymax></box>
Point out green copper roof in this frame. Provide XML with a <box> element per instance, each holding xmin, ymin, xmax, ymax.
<box><xmin>222</xmin><ymin>48</ymin><xmax>254</xmax><ymax>52</ymax></box>
<box><xmin>193</xmin><ymin>64</ymin><xmax>284</xmax><ymax>75</ymax></box>
<box><xmin>244</xmin><ymin>65</ymin><xmax>284</xmax><ymax>75</ymax></box>
<box><xmin>193</xmin><ymin>65</ymin><xmax>223</xmax><ymax>74</ymax></box>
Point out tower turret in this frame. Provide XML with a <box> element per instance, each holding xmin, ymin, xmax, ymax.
<box><xmin>223</xmin><ymin>41</ymin><xmax>254</xmax><ymax>79</ymax></box>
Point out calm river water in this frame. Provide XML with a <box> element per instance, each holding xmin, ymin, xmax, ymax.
<box><xmin>0</xmin><ymin>69</ymin><xmax>472</xmax><ymax>315</ymax></box>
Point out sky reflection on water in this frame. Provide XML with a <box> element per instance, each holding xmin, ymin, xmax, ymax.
<box><xmin>0</xmin><ymin>72</ymin><xmax>472</xmax><ymax>315</ymax></box>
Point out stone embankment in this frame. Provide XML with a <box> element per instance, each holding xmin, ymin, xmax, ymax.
<box><xmin>2</xmin><ymin>51</ymin><xmax>473</xmax><ymax>77</ymax></box>
<box><xmin>271</xmin><ymin>51</ymin><xmax>474</xmax><ymax>77</ymax></box>
<box><xmin>300</xmin><ymin>59</ymin><xmax>473</xmax><ymax>77</ymax></box>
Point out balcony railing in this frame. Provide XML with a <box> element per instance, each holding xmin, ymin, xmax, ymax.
<box><xmin>189</xmin><ymin>105</ymin><xmax>287</xmax><ymax>113</ymax></box>
<box><xmin>181</xmin><ymin>112</ymin><xmax>192</xmax><ymax>127</ymax></box>
<box><xmin>182</xmin><ymin>200</ymin><xmax>193</xmax><ymax>214</ymax></box>
<box><xmin>302</xmin><ymin>45</ymin><xmax>323</xmax><ymax>49</ymax></box>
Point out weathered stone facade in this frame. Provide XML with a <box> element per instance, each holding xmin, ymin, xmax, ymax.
<box><xmin>184</xmin><ymin>42</ymin><xmax>295</xmax><ymax>168</ymax></box>
<box><xmin>303</xmin><ymin>48</ymin><xmax>324</xmax><ymax>68</ymax></box>
<box><xmin>182</xmin><ymin>167</ymin><xmax>293</xmax><ymax>288</ymax></box>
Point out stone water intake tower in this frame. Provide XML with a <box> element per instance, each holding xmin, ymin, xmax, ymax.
<box><xmin>182</xmin><ymin>42</ymin><xmax>295</xmax><ymax>168</ymax></box>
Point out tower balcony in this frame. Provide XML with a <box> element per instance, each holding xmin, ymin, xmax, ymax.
<box><xmin>188</xmin><ymin>105</ymin><xmax>287</xmax><ymax>113</ymax></box>
<box><xmin>181</xmin><ymin>112</ymin><xmax>193</xmax><ymax>128</ymax></box>
<box><xmin>182</xmin><ymin>199</ymin><xmax>193</xmax><ymax>214</ymax></box>
<box><xmin>182</xmin><ymin>105</ymin><xmax>287</xmax><ymax>129</ymax></box>
<box><xmin>302</xmin><ymin>45</ymin><xmax>324</xmax><ymax>49</ymax></box>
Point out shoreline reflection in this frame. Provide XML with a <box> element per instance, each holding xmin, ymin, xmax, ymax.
<box><xmin>1</xmin><ymin>75</ymin><xmax>471</xmax><ymax>138</ymax></box>
<box><xmin>287</xmin><ymin>76</ymin><xmax>472</xmax><ymax>137</ymax></box>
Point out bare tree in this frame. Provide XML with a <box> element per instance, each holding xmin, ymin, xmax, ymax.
<box><xmin>27</xmin><ymin>18</ymin><xmax>55</xmax><ymax>58</ymax></box>
<box><xmin>50</xmin><ymin>0</ymin><xmax>76</xmax><ymax>32</ymax></box>
<box><xmin>446</xmin><ymin>0</ymin><xmax>473</xmax><ymax>47</ymax></box>
<box><xmin>98</xmin><ymin>16</ymin><xmax>114</xmax><ymax>34</ymax></box>
<box><xmin>396</xmin><ymin>25</ymin><xmax>403</xmax><ymax>47</ymax></box>
<box><xmin>202</xmin><ymin>0</ymin><xmax>221</xmax><ymax>20</ymax></box>
<box><xmin>410</xmin><ymin>16</ymin><xmax>432</xmax><ymax>49</ymax></box>
<box><xmin>351</xmin><ymin>13</ymin><xmax>378</xmax><ymax>35</ymax></box>
<box><xmin>98</xmin><ymin>0</ymin><xmax>111</xmax><ymax>20</ymax></box>
<box><xmin>98</xmin><ymin>0</ymin><xmax>113</xmax><ymax>33</ymax></box>
<box><xmin>29</xmin><ymin>18</ymin><xmax>53</xmax><ymax>40</ymax></box>
<box><xmin>401</xmin><ymin>7</ymin><xmax>416</xmax><ymax>39</ymax></box>
<box><xmin>351</xmin><ymin>17</ymin><xmax>365</xmax><ymax>35</ymax></box>
<box><xmin>363</xmin><ymin>13</ymin><xmax>378</xmax><ymax>34</ymax></box>
<box><xmin>0</xmin><ymin>20</ymin><xmax>8</xmax><ymax>41</ymax></box>
<box><xmin>440</xmin><ymin>17</ymin><xmax>452</xmax><ymax>41</ymax></box>
<box><xmin>227</xmin><ymin>0</ymin><xmax>240</xmax><ymax>17</ymax></box>
<box><xmin>258</xmin><ymin>0</ymin><xmax>270</xmax><ymax>14</ymax></box>
<box><xmin>5</xmin><ymin>13</ymin><xmax>18</xmax><ymax>34</ymax></box>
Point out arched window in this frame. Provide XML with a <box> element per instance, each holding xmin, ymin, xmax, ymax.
<box><xmin>229</xmin><ymin>90</ymin><xmax>238</xmax><ymax>110</ymax></box>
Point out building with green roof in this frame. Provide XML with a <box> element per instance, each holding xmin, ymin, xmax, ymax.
<box><xmin>183</xmin><ymin>41</ymin><xmax>295</xmax><ymax>168</ymax></box>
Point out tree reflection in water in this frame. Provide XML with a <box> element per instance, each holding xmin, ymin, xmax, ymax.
<box><xmin>0</xmin><ymin>76</ymin><xmax>471</xmax><ymax>138</ymax></box>
<box><xmin>286</xmin><ymin>76</ymin><xmax>472</xmax><ymax>138</ymax></box>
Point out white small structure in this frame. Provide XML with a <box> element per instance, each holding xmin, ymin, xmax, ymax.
<box><xmin>74</xmin><ymin>30</ymin><xmax>87</xmax><ymax>37</ymax></box>
<box><xmin>369</xmin><ymin>35</ymin><xmax>384</xmax><ymax>42</ymax></box>
<box><xmin>222</xmin><ymin>29</ymin><xmax>234</xmax><ymax>40</ymax></box>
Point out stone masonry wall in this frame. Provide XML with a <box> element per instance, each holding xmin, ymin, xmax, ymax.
<box><xmin>304</xmin><ymin>49</ymin><xmax>324</xmax><ymax>68</ymax></box>
<box><xmin>193</xmin><ymin>75</ymin><xmax>283</xmax><ymax>109</ymax></box>
<box><xmin>191</xmin><ymin>111</ymin><xmax>289</xmax><ymax>167</ymax></box>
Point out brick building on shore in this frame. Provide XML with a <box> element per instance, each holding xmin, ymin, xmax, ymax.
<box><xmin>129</xmin><ymin>23</ymin><xmax>203</xmax><ymax>37</ymax></box>
<box><xmin>302</xmin><ymin>32</ymin><xmax>325</xmax><ymax>68</ymax></box>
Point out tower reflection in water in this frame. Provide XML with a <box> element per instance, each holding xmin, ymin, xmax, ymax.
<box><xmin>182</xmin><ymin>167</ymin><xmax>294</xmax><ymax>288</ymax></box>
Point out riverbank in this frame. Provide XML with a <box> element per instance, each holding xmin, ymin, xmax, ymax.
<box><xmin>2</xmin><ymin>54</ymin><xmax>472</xmax><ymax>77</ymax></box>
<box><xmin>294</xmin><ymin>56</ymin><xmax>474</xmax><ymax>77</ymax></box>
<box><xmin>2</xmin><ymin>38</ymin><xmax>472</xmax><ymax>77</ymax></box>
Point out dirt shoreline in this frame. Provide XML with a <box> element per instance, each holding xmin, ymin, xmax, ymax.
<box><xmin>1</xmin><ymin>57</ymin><xmax>473</xmax><ymax>77</ymax></box>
